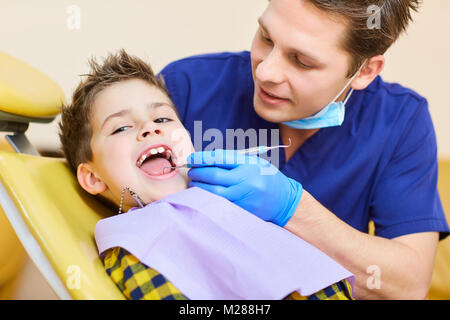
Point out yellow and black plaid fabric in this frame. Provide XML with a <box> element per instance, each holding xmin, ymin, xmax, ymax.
<box><xmin>103</xmin><ymin>247</ymin><xmax>354</xmax><ymax>300</ymax></box>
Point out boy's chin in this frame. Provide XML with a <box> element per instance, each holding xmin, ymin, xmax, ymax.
<box><xmin>147</xmin><ymin>177</ymin><xmax>189</xmax><ymax>202</ymax></box>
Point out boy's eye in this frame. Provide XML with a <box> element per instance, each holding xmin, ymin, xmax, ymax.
<box><xmin>154</xmin><ymin>117</ymin><xmax>173</xmax><ymax>123</ymax></box>
<box><xmin>110</xmin><ymin>118</ymin><xmax>173</xmax><ymax>135</ymax></box>
<box><xmin>112</xmin><ymin>126</ymin><xmax>131</xmax><ymax>135</ymax></box>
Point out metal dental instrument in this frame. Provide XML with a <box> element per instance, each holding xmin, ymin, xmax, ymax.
<box><xmin>235</xmin><ymin>137</ymin><xmax>292</xmax><ymax>156</ymax></box>
<box><xmin>118</xmin><ymin>187</ymin><xmax>146</xmax><ymax>215</ymax></box>
<box><xmin>163</xmin><ymin>138</ymin><xmax>292</xmax><ymax>173</ymax></box>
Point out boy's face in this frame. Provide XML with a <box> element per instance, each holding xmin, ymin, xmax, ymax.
<box><xmin>78</xmin><ymin>78</ymin><xmax>194</xmax><ymax>211</ymax></box>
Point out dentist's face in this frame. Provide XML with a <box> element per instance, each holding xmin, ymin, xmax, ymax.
<box><xmin>86</xmin><ymin>79</ymin><xmax>194</xmax><ymax>210</ymax></box>
<box><xmin>251</xmin><ymin>0</ymin><xmax>354</xmax><ymax>123</ymax></box>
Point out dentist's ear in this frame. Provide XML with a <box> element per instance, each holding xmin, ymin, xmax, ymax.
<box><xmin>77</xmin><ymin>162</ymin><xmax>107</xmax><ymax>195</ymax></box>
<box><xmin>351</xmin><ymin>55</ymin><xmax>385</xmax><ymax>90</ymax></box>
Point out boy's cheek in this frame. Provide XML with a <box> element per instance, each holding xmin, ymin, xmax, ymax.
<box><xmin>170</xmin><ymin>128</ymin><xmax>194</xmax><ymax>164</ymax></box>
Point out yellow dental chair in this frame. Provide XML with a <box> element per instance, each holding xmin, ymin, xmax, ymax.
<box><xmin>0</xmin><ymin>51</ymin><xmax>124</xmax><ymax>299</ymax></box>
<box><xmin>0</xmin><ymin>51</ymin><xmax>449</xmax><ymax>300</ymax></box>
<box><xmin>428</xmin><ymin>160</ymin><xmax>450</xmax><ymax>300</ymax></box>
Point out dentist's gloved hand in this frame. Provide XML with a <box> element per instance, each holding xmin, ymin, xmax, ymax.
<box><xmin>186</xmin><ymin>150</ymin><xmax>303</xmax><ymax>227</ymax></box>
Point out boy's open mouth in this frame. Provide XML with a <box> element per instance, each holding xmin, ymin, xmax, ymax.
<box><xmin>136</xmin><ymin>144</ymin><xmax>177</xmax><ymax>177</ymax></box>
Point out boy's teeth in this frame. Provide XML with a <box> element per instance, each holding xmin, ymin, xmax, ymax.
<box><xmin>137</xmin><ymin>146</ymin><xmax>172</xmax><ymax>168</ymax></box>
<box><xmin>137</xmin><ymin>155</ymin><xmax>145</xmax><ymax>167</ymax></box>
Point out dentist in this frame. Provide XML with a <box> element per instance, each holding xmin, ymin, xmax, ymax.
<box><xmin>159</xmin><ymin>0</ymin><xmax>449</xmax><ymax>299</ymax></box>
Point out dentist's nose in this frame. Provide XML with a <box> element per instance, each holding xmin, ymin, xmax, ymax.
<box><xmin>255</xmin><ymin>48</ymin><xmax>286</xmax><ymax>85</ymax></box>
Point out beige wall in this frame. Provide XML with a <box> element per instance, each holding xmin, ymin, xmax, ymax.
<box><xmin>381</xmin><ymin>0</ymin><xmax>450</xmax><ymax>159</ymax></box>
<box><xmin>1</xmin><ymin>0</ymin><xmax>449</xmax><ymax>157</ymax></box>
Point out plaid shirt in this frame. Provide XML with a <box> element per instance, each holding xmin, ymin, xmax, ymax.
<box><xmin>103</xmin><ymin>247</ymin><xmax>353</xmax><ymax>300</ymax></box>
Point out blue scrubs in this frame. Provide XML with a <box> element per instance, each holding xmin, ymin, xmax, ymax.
<box><xmin>160</xmin><ymin>51</ymin><xmax>449</xmax><ymax>240</ymax></box>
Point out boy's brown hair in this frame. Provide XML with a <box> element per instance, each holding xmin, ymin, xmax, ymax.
<box><xmin>306</xmin><ymin>0</ymin><xmax>421</xmax><ymax>77</ymax></box>
<box><xmin>59</xmin><ymin>49</ymin><xmax>174</xmax><ymax>173</ymax></box>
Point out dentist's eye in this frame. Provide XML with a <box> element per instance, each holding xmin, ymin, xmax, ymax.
<box><xmin>112</xmin><ymin>126</ymin><xmax>131</xmax><ymax>135</ymax></box>
<box><xmin>154</xmin><ymin>117</ymin><xmax>173</xmax><ymax>123</ymax></box>
<box><xmin>261</xmin><ymin>33</ymin><xmax>273</xmax><ymax>45</ymax></box>
<box><xmin>292</xmin><ymin>55</ymin><xmax>312</xmax><ymax>70</ymax></box>
<box><xmin>296</xmin><ymin>60</ymin><xmax>311</xmax><ymax>69</ymax></box>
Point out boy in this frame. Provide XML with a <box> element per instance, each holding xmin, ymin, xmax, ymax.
<box><xmin>59</xmin><ymin>49</ymin><xmax>352</xmax><ymax>300</ymax></box>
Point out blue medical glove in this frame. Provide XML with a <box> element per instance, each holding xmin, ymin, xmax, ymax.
<box><xmin>186</xmin><ymin>150</ymin><xmax>303</xmax><ymax>227</ymax></box>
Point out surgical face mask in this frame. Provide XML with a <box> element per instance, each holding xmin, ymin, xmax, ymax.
<box><xmin>282</xmin><ymin>62</ymin><xmax>366</xmax><ymax>130</ymax></box>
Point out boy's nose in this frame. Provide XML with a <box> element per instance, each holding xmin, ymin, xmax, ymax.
<box><xmin>138</xmin><ymin>127</ymin><xmax>163</xmax><ymax>140</ymax></box>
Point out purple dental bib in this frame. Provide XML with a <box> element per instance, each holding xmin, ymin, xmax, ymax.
<box><xmin>95</xmin><ymin>187</ymin><xmax>353</xmax><ymax>299</ymax></box>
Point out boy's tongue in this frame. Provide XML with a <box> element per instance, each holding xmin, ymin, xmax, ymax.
<box><xmin>140</xmin><ymin>157</ymin><xmax>172</xmax><ymax>176</ymax></box>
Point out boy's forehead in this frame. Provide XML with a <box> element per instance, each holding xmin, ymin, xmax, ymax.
<box><xmin>90</xmin><ymin>79</ymin><xmax>174</xmax><ymax>127</ymax></box>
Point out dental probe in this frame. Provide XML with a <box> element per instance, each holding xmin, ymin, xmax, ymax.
<box><xmin>164</xmin><ymin>138</ymin><xmax>292</xmax><ymax>172</ymax></box>
<box><xmin>235</xmin><ymin>137</ymin><xmax>292</xmax><ymax>156</ymax></box>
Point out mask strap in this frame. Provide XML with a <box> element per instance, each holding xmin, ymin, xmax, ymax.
<box><xmin>343</xmin><ymin>88</ymin><xmax>354</xmax><ymax>105</ymax></box>
<box><xmin>331</xmin><ymin>60</ymin><xmax>367</xmax><ymax>103</ymax></box>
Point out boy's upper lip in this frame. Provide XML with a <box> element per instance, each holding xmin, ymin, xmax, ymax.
<box><xmin>136</xmin><ymin>143</ymin><xmax>174</xmax><ymax>167</ymax></box>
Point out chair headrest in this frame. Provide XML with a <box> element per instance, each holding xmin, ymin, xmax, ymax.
<box><xmin>0</xmin><ymin>51</ymin><xmax>65</xmax><ymax>123</ymax></box>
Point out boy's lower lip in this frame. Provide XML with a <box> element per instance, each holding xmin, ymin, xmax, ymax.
<box><xmin>139</xmin><ymin>167</ymin><xmax>179</xmax><ymax>180</ymax></box>
<box><xmin>256</xmin><ymin>85</ymin><xmax>290</xmax><ymax>106</ymax></box>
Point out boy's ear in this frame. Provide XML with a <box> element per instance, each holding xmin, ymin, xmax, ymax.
<box><xmin>77</xmin><ymin>162</ymin><xmax>107</xmax><ymax>195</ymax></box>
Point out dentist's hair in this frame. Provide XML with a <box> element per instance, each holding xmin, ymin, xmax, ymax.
<box><xmin>305</xmin><ymin>0</ymin><xmax>421</xmax><ymax>77</ymax></box>
<box><xmin>59</xmin><ymin>49</ymin><xmax>175</xmax><ymax>173</ymax></box>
